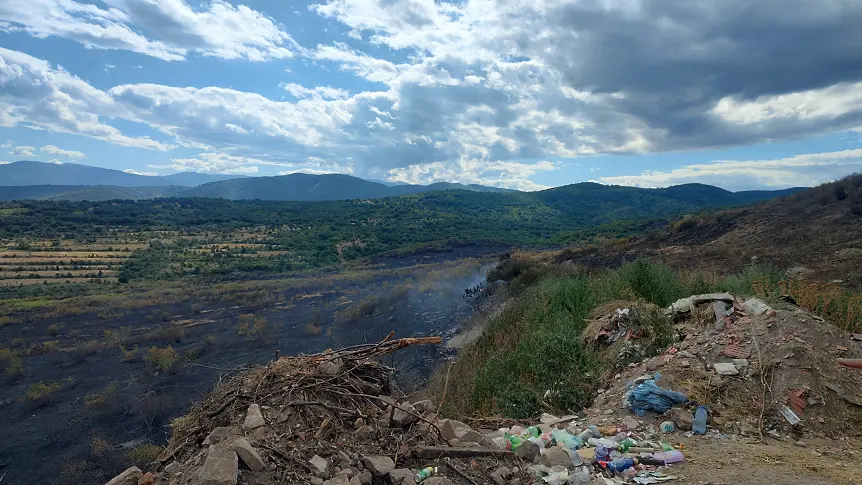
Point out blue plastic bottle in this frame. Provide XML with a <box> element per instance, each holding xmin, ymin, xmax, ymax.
<box><xmin>692</xmin><ymin>405</ymin><xmax>708</xmax><ymax>434</ymax></box>
<box><xmin>605</xmin><ymin>458</ymin><xmax>635</xmax><ymax>473</ymax></box>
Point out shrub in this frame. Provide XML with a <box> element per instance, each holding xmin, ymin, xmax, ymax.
<box><xmin>236</xmin><ymin>314</ymin><xmax>266</xmax><ymax>336</ymax></box>
<box><xmin>487</xmin><ymin>257</ymin><xmax>539</xmax><ymax>282</ymax></box>
<box><xmin>127</xmin><ymin>443</ymin><xmax>163</xmax><ymax>468</ymax></box>
<box><xmin>204</xmin><ymin>334</ymin><xmax>218</xmax><ymax>347</ymax></box>
<box><xmin>304</xmin><ymin>322</ymin><xmax>322</xmax><ymax>336</ymax></box>
<box><xmin>27</xmin><ymin>340</ymin><xmax>60</xmax><ymax>356</ymax></box>
<box><xmin>119</xmin><ymin>344</ymin><xmax>139</xmax><ymax>362</ymax></box>
<box><xmin>618</xmin><ymin>259</ymin><xmax>686</xmax><ymax>307</ymax></box>
<box><xmin>84</xmin><ymin>381</ymin><xmax>120</xmax><ymax>411</ymax></box>
<box><xmin>148</xmin><ymin>345</ymin><xmax>180</xmax><ymax>374</ymax></box>
<box><xmin>59</xmin><ymin>457</ymin><xmax>89</xmax><ymax>485</ymax></box>
<box><xmin>104</xmin><ymin>326</ymin><xmax>132</xmax><ymax>346</ymax></box>
<box><xmin>71</xmin><ymin>339</ymin><xmax>103</xmax><ymax>363</ymax></box>
<box><xmin>0</xmin><ymin>348</ymin><xmax>24</xmax><ymax>380</ymax></box>
<box><xmin>358</xmin><ymin>296</ymin><xmax>378</xmax><ymax>317</ymax></box>
<box><xmin>47</xmin><ymin>323</ymin><xmax>61</xmax><ymax>336</ymax></box>
<box><xmin>26</xmin><ymin>381</ymin><xmax>63</xmax><ymax>406</ymax></box>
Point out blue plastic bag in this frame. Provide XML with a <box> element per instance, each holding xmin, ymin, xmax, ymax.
<box><xmin>628</xmin><ymin>374</ymin><xmax>687</xmax><ymax>416</ymax></box>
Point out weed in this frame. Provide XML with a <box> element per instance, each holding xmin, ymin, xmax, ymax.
<box><xmin>119</xmin><ymin>344</ymin><xmax>139</xmax><ymax>362</ymax></box>
<box><xmin>59</xmin><ymin>457</ymin><xmax>90</xmax><ymax>485</ymax></box>
<box><xmin>127</xmin><ymin>443</ymin><xmax>163</xmax><ymax>468</ymax></box>
<box><xmin>84</xmin><ymin>381</ymin><xmax>120</xmax><ymax>411</ymax></box>
<box><xmin>185</xmin><ymin>347</ymin><xmax>201</xmax><ymax>360</ymax></box>
<box><xmin>147</xmin><ymin>345</ymin><xmax>180</xmax><ymax>374</ymax></box>
<box><xmin>47</xmin><ymin>323</ymin><xmax>61</xmax><ymax>336</ymax></box>
<box><xmin>358</xmin><ymin>296</ymin><xmax>378</xmax><ymax>317</ymax></box>
<box><xmin>304</xmin><ymin>322</ymin><xmax>322</xmax><ymax>336</ymax></box>
<box><xmin>204</xmin><ymin>334</ymin><xmax>218</xmax><ymax>347</ymax></box>
<box><xmin>26</xmin><ymin>380</ymin><xmax>63</xmax><ymax>406</ymax></box>
<box><xmin>71</xmin><ymin>339</ymin><xmax>103</xmax><ymax>363</ymax></box>
<box><xmin>236</xmin><ymin>314</ymin><xmax>267</xmax><ymax>336</ymax></box>
<box><xmin>26</xmin><ymin>339</ymin><xmax>60</xmax><ymax>356</ymax></box>
<box><xmin>104</xmin><ymin>326</ymin><xmax>132</xmax><ymax>346</ymax></box>
<box><xmin>0</xmin><ymin>348</ymin><xmax>24</xmax><ymax>379</ymax></box>
<box><xmin>89</xmin><ymin>437</ymin><xmax>112</xmax><ymax>461</ymax></box>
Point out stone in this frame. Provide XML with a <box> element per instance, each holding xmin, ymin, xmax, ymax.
<box><xmin>391</xmin><ymin>401</ymin><xmax>419</xmax><ymax>427</ymax></box>
<box><xmin>540</xmin><ymin>413</ymin><xmax>560</xmax><ymax>424</ymax></box>
<box><xmin>425</xmin><ymin>478</ymin><xmax>453</xmax><ymax>485</ymax></box>
<box><xmin>203</xmin><ymin>426</ymin><xmax>234</xmax><ymax>445</ymax></box>
<box><xmin>164</xmin><ymin>461</ymin><xmax>182</xmax><ymax>475</ymax></box>
<box><xmin>310</xmin><ymin>455</ymin><xmax>329</xmax><ymax>476</ymax></box>
<box><xmin>413</xmin><ymin>399</ymin><xmax>435</xmax><ymax>413</ymax></box>
<box><xmin>197</xmin><ymin>445</ymin><xmax>238</xmax><ymax>485</ymax></box>
<box><xmin>317</xmin><ymin>358</ymin><xmax>344</xmax><ymax>376</ymax></box>
<box><xmin>714</xmin><ymin>362</ymin><xmax>739</xmax><ymax>376</ymax></box>
<box><xmin>105</xmin><ymin>466</ymin><xmax>142</xmax><ymax>485</ymax></box>
<box><xmin>491</xmin><ymin>466</ymin><xmax>511</xmax><ymax>485</ymax></box>
<box><xmin>388</xmin><ymin>468</ymin><xmax>414</xmax><ymax>484</ymax></box>
<box><xmin>514</xmin><ymin>438</ymin><xmax>540</xmax><ymax>462</ymax></box>
<box><xmin>739</xmin><ymin>422</ymin><xmax>757</xmax><ymax>436</ymax></box>
<box><xmin>732</xmin><ymin>359</ymin><xmax>749</xmax><ymax>370</ymax></box>
<box><xmin>353</xmin><ymin>418</ymin><xmax>365</xmax><ymax>429</ymax></box>
<box><xmin>354</xmin><ymin>425</ymin><xmax>374</xmax><ymax>439</ymax></box>
<box><xmin>622</xmin><ymin>416</ymin><xmax>641</xmax><ymax>431</ymax></box>
<box><xmin>348</xmin><ymin>476</ymin><xmax>362</xmax><ymax>485</ymax></box>
<box><xmin>243</xmin><ymin>404</ymin><xmax>265</xmax><ymax>429</ymax></box>
<box><xmin>137</xmin><ymin>473</ymin><xmax>155</xmax><ymax>485</ymax></box>
<box><xmin>337</xmin><ymin>451</ymin><xmax>352</xmax><ymax>466</ymax></box>
<box><xmin>357</xmin><ymin>470</ymin><xmax>372</xmax><ymax>485</ymax></box>
<box><xmin>311</xmin><ymin>478</ymin><xmax>324</xmax><ymax>485</ymax></box>
<box><xmin>669</xmin><ymin>407</ymin><xmax>694</xmax><ymax>431</ymax></box>
<box><xmin>537</xmin><ymin>448</ymin><xmax>572</xmax><ymax>468</ymax></box>
<box><xmin>230</xmin><ymin>437</ymin><xmax>265</xmax><ymax>473</ymax></box>
<box><xmin>362</xmin><ymin>456</ymin><xmax>395</xmax><ymax>477</ymax></box>
<box><xmin>323</xmin><ymin>476</ymin><xmax>349</xmax><ymax>485</ymax></box>
<box><xmin>438</xmin><ymin>419</ymin><xmax>473</xmax><ymax>441</ymax></box>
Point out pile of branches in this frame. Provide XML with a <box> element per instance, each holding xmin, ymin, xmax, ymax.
<box><xmin>161</xmin><ymin>333</ymin><xmax>444</xmax><ymax>474</ymax></box>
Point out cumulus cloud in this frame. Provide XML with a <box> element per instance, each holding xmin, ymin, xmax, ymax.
<box><xmin>599</xmin><ymin>149</ymin><xmax>862</xmax><ymax>191</ymax></box>
<box><xmin>0</xmin><ymin>0</ymin><xmax>299</xmax><ymax>61</ymax></box>
<box><xmin>10</xmin><ymin>145</ymin><xmax>35</xmax><ymax>156</ymax></box>
<box><xmin>41</xmin><ymin>144</ymin><xmax>85</xmax><ymax>158</ymax></box>
<box><xmin>123</xmin><ymin>168</ymin><xmax>158</xmax><ymax>176</ymax></box>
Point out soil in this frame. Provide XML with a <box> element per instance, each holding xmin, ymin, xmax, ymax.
<box><xmin>0</xmin><ymin>254</ymin><xmax>495</xmax><ymax>485</ymax></box>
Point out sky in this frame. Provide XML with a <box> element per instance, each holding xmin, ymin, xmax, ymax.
<box><xmin>1</xmin><ymin>1</ymin><xmax>862</xmax><ymax>191</ymax></box>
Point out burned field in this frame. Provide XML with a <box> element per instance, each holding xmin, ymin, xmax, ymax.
<box><xmin>0</xmin><ymin>255</ymin><xmax>494</xmax><ymax>485</ymax></box>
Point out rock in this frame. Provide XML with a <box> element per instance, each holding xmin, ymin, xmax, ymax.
<box><xmin>311</xmin><ymin>478</ymin><xmax>324</xmax><ymax>485</ymax></box>
<box><xmin>137</xmin><ymin>473</ymin><xmax>155</xmax><ymax>485</ymax></box>
<box><xmin>362</xmin><ymin>455</ymin><xmax>395</xmax><ymax>477</ymax></box>
<box><xmin>538</xmin><ymin>448</ymin><xmax>572</xmax><ymax>468</ymax></box>
<box><xmin>514</xmin><ymin>439</ymin><xmax>541</xmax><ymax>462</ymax></box>
<box><xmin>197</xmin><ymin>445</ymin><xmax>238</xmax><ymax>485</ymax></box>
<box><xmin>425</xmin><ymin>478</ymin><xmax>453</xmax><ymax>485</ymax></box>
<box><xmin>622</xmin><ymin>416</ymin><xmax>641</xmax><ymax>431</ymax></box>
<box><xmin>337</xmin><ymin>451</ymin><xmax>352</xmax><ymax>466</ymax></box>
<box><xmin>354</xmin><ymin>425</ymin><xmax>374</xmax><ymax>439</ymax></box>
<box><xmin>739</xmin><ymin>422</ymin><xmax>757</xmax><ymax>436</ymax></box>
<box><xmin>413</xmin><ymin>399</ymin><xmax>435</xmax><ymax>413</ymax></box>
<box><xmin>164</xmin><ymin>461</ymin><xmax>182</xmax><ymax>475</ymax></box>
<box><xmin>669</xmin><ymin>408</ymin><xmax>694</xmax><ymax>431</ymax></box>
<box><xmin>679</xmin><ymin>359</ymin><xmax>691</xmax><ymax>368</ymax></box>
<box><xmin>391</xmin><ymin>401</ymin><xmax>419</xmax><ymax>427</ymax></box>
<box><xmin>323</xmin><ymin>476</ymin><xmax>350</xmax><ymax>485</ymax></box>
<box><xmin>540</xmin><ymin>413</ymin><xmax>560</xmax><ymax>424</ymax></box>
<box><xmin>105</xmin><ymin>466</ymin><xmax>142</xmax><ymax>485</ymax></box>
<box><xmin>317</xmin><ymin>358</ymin><xmax>343</xmax><ymax>376</ymax></box>
<box><xmin>732</xmin><ymin>359</ymin><xmax>749</xmax><ymax>370</ymax></box>
<box><xmin>388</xmin><ymin>468</ymin><xmax>414</xmax><ymax>484</ymax></box>
<box><xmin>357</xmin><ymin>470</ymin><xmax>372</xmax><ymax>485</ymax></box>
<box><xmin>310</xmin><ymin>455</ymin><xmax>329</xmax><ymax>476</ymax></box>
<box><xmin>243</xmin><ymin>404</ymin><xmax>265</xmax><ymax>429</ymax></box>
<box><xmin>439</xmin><ymin>419</ymin><xmax>473</xmax><ymax>440</ymax></box>
<box><xmin>491</xmin><ymin>467</ymin><xmax>511</xmax><ymax>485</ymax></box>
<box><xmin>743</xmin><ymin>298</ymin><xmax>771</xmax><ymax>316</ymax></box>
<box><xmin>677</xmin><ymin>350</ymin><xmax>693</xmax><ymax>358</ymax></box>
<box><xmin>230</xmin><ymin>437</ymin><xmax>265</xmax><ymax>473</ymax></box>
<box><xmin>353</xmin><ymin>418</ymin><xmax>365</xmax><ymax>429</ymax></box>
<box><xmin>714</xmin><ymin>362</ymin><xmax>739</xmax><ymax>376</ymax></box>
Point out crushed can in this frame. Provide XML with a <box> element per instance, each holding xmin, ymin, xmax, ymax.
<box><xmin>415</xmin><ymin>466</ymin><xmax>437</xmax><ymax>483</ymax></box>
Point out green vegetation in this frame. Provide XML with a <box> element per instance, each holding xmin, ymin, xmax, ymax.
<box><xmin>26</xmin><ymin>381</ymin><xmax>64</xmax><ymax>405</ymax></box>
<box><xmin>126</xmin><ymin>443</ymin><xmax>163</xmax><ymax>469</ymax></box>
<box><xmin>147</xmin><ymin>346</ymin><xmax>180</xmax><ymax>374</ymax></box>
<box><xmin>436</xmin><ymin>259</ymin><xmax>789</xmax><ymax>419</ymax></box>
<box><xmin>0</xmin><ymin>348</ymin><xmax>24</xmax><ymax>379</ymax></box>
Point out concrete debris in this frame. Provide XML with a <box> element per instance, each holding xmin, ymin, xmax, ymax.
<box><xmin>164</xmin><ymin>461</ymin><xmax>182</xmax><ymax>475</ymax></box>
<box><xmin>391</xmin><ymin>401</ymin><xmax>419</xmax><ymax>427</ymax></box>
<box><xmin>230</xmin><ymin>437</ymin><xmax>265</xmax><ymax>472</ymax></box>
<box><xmin>197</xmin><ymin>445</ymin><xmax>238</xmax><ymax>485</ymax></box>
<box><xmin>104</xmin><ymin>466</ymin><xmax>142</xmax><ymax>485</ymax></box>
<box><xmin>309</xmin><ymin>455</ymin><xmax>329</xmax><ymax>476</ymax></box>
<box><xmin>203</xmin><ymin>426</ymin><xmax>233</xmax><ymax>446</ymax></box>
<box><xmin>439</xmin><ymin>419</ymin><xmax>472</xmax><ymax>440</ymax></box>
<box><xmin>388</xmin><ymin>468</ymin><xmax>414</xmax><ymax>484</ymax></box>
<box><xmin>742</xmin><ymin>298</ymin><xmax>772</xmax><ymax>316</ymax></box>
<box><xmin>362</xmin><ymin>455</ymin><xmax>395</xmax><ymax>477</ymax></box>
<box><xmin>413</xmin><ymin>399</ymin><xmax>435</xmax><ymax>413</ymax></box>
<box><xmin>514</xmin><ymin>437</ymin><xmax>541</xmax><ymax>462</ymax></box>
<box><xmin>242</xmin><ymin>404</ymin><xmax>265</xmax><ymax>430</ymax></box>
<box><xmin>537</xmin><ymin>447</ymin><xmax>572</xmax><ymax>468</ymax></box>
<box><xmin>323</xmin><ymin>476</ymin><xmax>350</xmax><ymax>485</ymax></box>
<box><xmin>669</xmin><ymin>408</ymin><xmax>694</xmax><ymax>431</ymax></box>
<box><xmin>713</xmin><ymin>362</ymin><xmax>740</xmax><ymax>376</ymax></box>
<box><xmin>667</xmin><ymin>293</ymin><xmax>733</xmax><ymax>314</ymax></box>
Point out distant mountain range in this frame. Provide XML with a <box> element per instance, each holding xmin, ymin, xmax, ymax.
<box><xmin>0</xmin><ymin>161</ymin><xmax>242</xmax><ymax>187</ymax></box>
<box><xmin>0</xmin><ymin>160</ymin><xmax>804</xmax><ymax>206</ymax></box>
<box><xmin>0</xmin><ymin>161</ymin><xmax>512</xmax><ymax>201</ymax></box>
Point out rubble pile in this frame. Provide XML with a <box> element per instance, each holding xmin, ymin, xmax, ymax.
<box><xmin>104</xmin><ymin>293</ymin><xmax>862</xmax><ymax>485</ymax></box>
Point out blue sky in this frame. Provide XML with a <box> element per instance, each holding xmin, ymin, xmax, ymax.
<box><xmin>1</xmin><ymin>0</ymin><xmax>861</xmax><ymax>191</ymax></box>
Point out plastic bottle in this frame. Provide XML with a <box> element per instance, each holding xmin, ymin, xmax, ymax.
<box><xmin>504</xmin><ymin>433</ymin><xmax>524</xmax><ymax>450</ymax></box>
<box><xmin>415</xmin><ymin>467</ymin><xmax>437</xmax><ymax>483</ymax></box>
<box><xmin>602</xmin><ymin>458</ymin><xmax>635</xmax><ymax>474</ymax></box>
<box><xmin>577</xmin><ymin>425</ymin><xmax>601</xmax><ymax>443</ymax></box>
<box><xmin>692</xmin><ymin>405</ymin><xmax>708</xmax><ymax>435</ymax></box>
<box><xmin>526</xmin><ymin>425</ymin><xmax>541</xmax><ymax>437</ymax></box>
<box><xmin>551</xmin><ymin>429</ymin><xmax>583</xmax><ymax>450</ymax></box>
<box><xmin>617</xmin><ymin>438</ymin><xmax>638</xmax><ymax>453</ymax></box>
<box><xmin>653</xmin><ymin>450</ymin><xmax>685</xmax><ymax>464</ymax></box>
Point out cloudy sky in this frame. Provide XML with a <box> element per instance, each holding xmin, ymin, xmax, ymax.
<box><xmin>1</xmin><ymin>0</ymin><xmax>862</xmax><ymax>191</ymax></box>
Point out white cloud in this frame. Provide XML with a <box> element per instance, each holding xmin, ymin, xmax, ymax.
<box><xmin>0</xmin><ymin>141</ymin><xmax>13</xmax><ymax>149</ymax></box>
<box><xmin>388</xmin><ymin>159</ymin><xmax>560</xmax><ymax>191</ymax></box>
<box><xmin>282</xmin><ymin>83</ymin><xmax>349</xmax><ymax>100</ymax></box>
<box><xmin>599</xmin><ymin>149</ymin><xmax>862</xmax><ymax>191</ymax></box>
<box><xmin>48</xmin><ymin>158</ymin><xmax>62</xmax><ymax>164</ymax></box>
<box><xmin>40</xmin><ymin>144</ymin><xmax>85</xmax><ymax>158</ymax></box>
<box><xmin>123</xmin><ymin>168</ymin><xmax>158</xmax><ymax>176</ymax></box>
<box><xmin>0</xmin><ymin>0</ymin><xmax>300</xmax><ymax>61</ymax></box>
<box><xmin>0</xmin><ymin>48</ymin><xmax>173</xmax><ymax>151</ymax></box>
<box><xmin>10</xmin><ymin>145</ymin><xmax>35</xmax><ymax>156</ymax></box>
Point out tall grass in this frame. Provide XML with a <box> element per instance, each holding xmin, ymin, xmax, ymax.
<box><xmin>435</xmin><ymin>259</ymin><xmax>794</xmax><ymax>419</ymax></box>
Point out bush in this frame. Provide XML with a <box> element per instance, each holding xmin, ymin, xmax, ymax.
<box><xmin>236</xmin><ymin>314</ymin><xmax>266</xmax><ymax>336</ymax></box>
<box><xmin>27</xmin><ymin>340</ymin><xmax>60</xmax><ymax>356</ymax></box>
<box><xmin>487</xmin><ymin>257</ymin><xmax>539</xmax><ymax>282</ymax></box>
<box><xmin>119</xmin><ymin>344</ymin><xmax>139</xmax><ymax>362</ymax></box>
<box><xmin>0</xmin><ymin>348</ymin><xmax>24</xmax><ymax>379</ymax></box>
<box><xmin>126</xmin><ymin>443</ymin><xmax>163</xmax><ymax>468</ymax></box>
<box><xmin>618</xmin><ymin>259</ymin><xmax>686</xmax><ymax>307</ymax></box>
<box><xmin>47</xmin><ymin>323</ymin><xmax>61</xmax><ymax>336</ymax></box>
<box><xmin>71</xmin><ymin>339</ymin><xmax>103</xmax><ymax>363</ymax></box>
<box><xmin>147</xmin><ymin>345</ymin><xmax>180</xmax><ymax>374</ymax></box>
<box><xmin>84</xmin><ymin>381</ymin><xmax>120</xmax><ymax>411</ymax></box>
<box><xmin>26</xmin><ymin>381</ymin><xmax>63</xmax><ymax>406</ymax></box>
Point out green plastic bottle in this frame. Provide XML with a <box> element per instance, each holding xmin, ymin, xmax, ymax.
<box><xmin>504</xmin><ymin>432</ymin><xmax>524</xmax><ymax>450</ymax></box>
<box><xmin>415</xmin><ymin>466</ymin><xmax>437</xmax><ymax>483</ymax></box>
<box><xmin>618</xmin><ymin>438</ymin><xmax>638</xmax><ymax>453</ymax></box>
<box><xmin>526</xmin><ymin>425</ymin><xmax>541</xmax><ymax>437</ymax></box>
